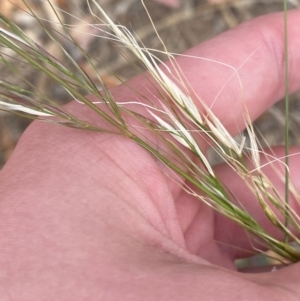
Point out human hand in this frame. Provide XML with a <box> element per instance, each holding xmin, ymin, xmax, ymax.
<box><xmin>1</xmin><ymin>10</ymin><xmax>300</xmax><ymax>301</ymax></box>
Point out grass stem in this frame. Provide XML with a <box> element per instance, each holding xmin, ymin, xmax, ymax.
<box><xmin>283</xmin><ymin>0</ymin><xmax>290</xmax><ymax>242</ymax></box>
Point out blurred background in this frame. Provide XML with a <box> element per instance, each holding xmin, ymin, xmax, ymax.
<box><xmin>1</xmin><ymin>0</ymin><xmax>300</xmax><ymax>169</ymax></box>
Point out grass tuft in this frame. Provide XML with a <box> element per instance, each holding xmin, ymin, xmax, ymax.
<box><xmin>0</xmin><ymin>0</ymin><xmax>299</xmax><ymax>266</ymax></box>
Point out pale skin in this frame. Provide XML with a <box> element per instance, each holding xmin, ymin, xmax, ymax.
<box><xmin>1</xmin><ymin>10</ymin><xmax>300</xmax><ymax>300</ymax></box>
